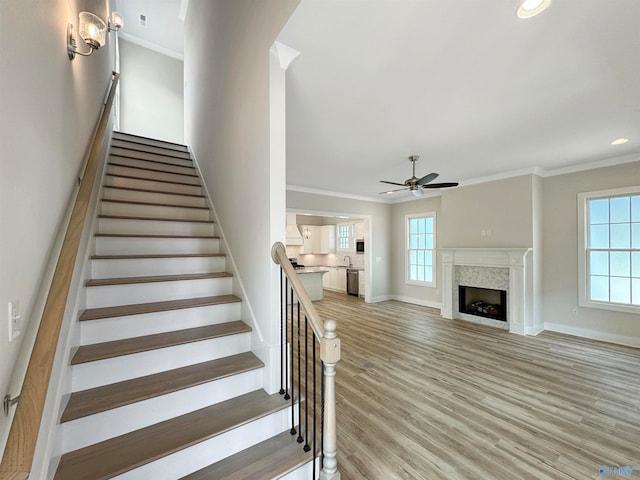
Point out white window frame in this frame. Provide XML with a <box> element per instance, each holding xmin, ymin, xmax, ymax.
<box><xmin>337</xmin><ymin>222</ymin><xmax>353</xmax><ymax>252</ymax></box>
<box><xmin>578</xmin><ymin>186</ymin><xmax>640</xmax><ymax>314</ymax></box>
<box><xmin>405</xmin><ymin>212</ymin><xmax>436</xmax><ymax>287</ymax></box>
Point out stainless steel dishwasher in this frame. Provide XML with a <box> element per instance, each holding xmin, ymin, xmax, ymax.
<box><xmin>346</xmin><ymin>268</ymin><xmax>359</xmax><ymax>296</ymax></box>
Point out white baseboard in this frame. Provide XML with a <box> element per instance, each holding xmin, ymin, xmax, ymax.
<box><xmin>391</xmin><ymin>295</ymin><xmax>442</xmax><ymax>310</ymax></box>
<box><xmin>544</xmin><ymin>322</ymin><xmax>640</xmax><ymax>348</ymax></box>
<box><xmin>369</xmin><ymin>295</ymin><xmax>393</xmax><ymax>303</ymax></box>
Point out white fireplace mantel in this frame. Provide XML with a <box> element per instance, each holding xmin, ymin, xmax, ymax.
<box><xmin>440</xmin><ymin>248</ymin><xmax>534</xmax><ymax>335</ymax></box>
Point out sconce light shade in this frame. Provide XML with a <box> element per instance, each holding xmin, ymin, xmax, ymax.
<box><xmin>109</xmin><ymin>12</ymin><xmax>124</xmax><ymax>31</ymax></box>
<box><xmin>78</xmin><ymin>12</ymin><xmax>107</xmax><ymax>49</ymax></box>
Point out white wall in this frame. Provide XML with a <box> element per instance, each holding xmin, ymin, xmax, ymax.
<box><xmin>184</xmin><ymin>0</ymin><xmax>300</xmax><ymax>391</ymax></box>
<box><xmin>287</xmin><ymin>190</ymin><xmax>392</xmax><ymax>301</ymax></box>
<box><xmin>0</xmin><ymin>0</ymin><xmax>116</xmax><ymax>459</ymax></box>
<box><xmin>542</xmin><ymin>161</ymin><xmax>640</xmax><ymax>346</ymax></box>
<box><xmin>390</xmin><ymin>196</ymin><xmax>442</xmax><ymax>308</ymax></box>
<box><xmin>119</xmin><ymin>39</ymin><xmax>184</xmax><ymax>143</ymax></box>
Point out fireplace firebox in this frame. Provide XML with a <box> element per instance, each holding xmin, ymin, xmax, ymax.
<box><xmin>458</xmin><ymin>285</ymin><xmax>507</xmax><ymax>322</ymax></box>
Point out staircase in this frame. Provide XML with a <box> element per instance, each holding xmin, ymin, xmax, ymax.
<box><xmin>53</xmin><ymin>132</ymin><xmax>314</xmax><ymax>480</ymax></box>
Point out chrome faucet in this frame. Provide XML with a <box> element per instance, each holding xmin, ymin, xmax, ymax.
<box><xmin>344</xmin><ymin>255</ymin><xmax>352</xmax><ymax>267</ymax></box>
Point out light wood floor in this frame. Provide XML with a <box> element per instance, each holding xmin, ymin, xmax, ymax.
<box><xmin>313</xmin><ymin>290</ymin><xmax>640</xmax><ymax>480</ymax></box>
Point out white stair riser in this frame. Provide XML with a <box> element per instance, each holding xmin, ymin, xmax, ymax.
<box><xmin>95</xmin><ymin>237</ymin><xmax>220</xmax><ymax>255</ymax></box>
<box><xmin>107</xmin><ymin>165</ymin><xmax>200</xmax><ymax>185</ymax></box>
<box><xmin>86</xmin><ymin>277</ymin><xmax>233</xmax><ymax>308</ymax></box>
<box><xmin>280</xmin><ymin>459</ymin><xmax>318</xmax><ymax>480</ymax></box>
<box><xmin>101</xmin><ymin>201</ymin><xmax>210</xmax><ymax>221</ymax></box>
<box><xmin>80</xmin><ymin>303</ymin><xmax>241</xmax><ymax>344</ymax></box>
<box><xmin>98</xmin><ymin>218</ymin><xmax>214</xmax><ymax>236</ymax></box>
<box><xmin>61</xmin><ymin>369</ymin><xmax>264</xmax><ymax>453</ymax></box>
<box><xmin>112</xmin><ymin>408</ymin><xmax>293</xmax><ymax>480</ymax></box>
<box><xmin>105</xmin><ymin>175</ymin><xmax>203</xmax><ymax>196</ymax></box>
<box><xmin>72</xmin><ymin>332</ymin><xmax>251</xmax><ymax>390</ymax></box>
<box><xmin>91</xmin><ymin>256</ymin><xmax>226</xmax><ymax>279</ymax></box>
<box><xmin>111</xmin><ymin>144</ymin><xmax>191</xmax><ymax>161</ymax></box>
<box><xmin>103</xmin><ymin>187</ymin><xmax>206</xmax><ymax>208</ymax></box>
<box><xmin>112</xmin><ymin>135</ymin><xmax>190</xmax><ymax>154</ymax></box>
<box><xmin>110</xmin><ymin>156</ymin><xmax>196</xmax><ymax>176</ymax></box>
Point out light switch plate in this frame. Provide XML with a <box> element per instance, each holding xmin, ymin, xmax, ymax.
<box><xmin>8</xmin><ymin>301</ymin><xmax>21</xmax><ymax>342</ymax></box>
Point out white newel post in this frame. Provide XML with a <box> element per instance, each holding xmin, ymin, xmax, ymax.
<box><xmin>320</xmin><ymin>320</ymin><xmax>341</xmax><ymax>480</ymax></box>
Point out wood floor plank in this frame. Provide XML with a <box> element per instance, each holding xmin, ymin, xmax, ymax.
<box><xmin>79</xmin><ymin>294</ymin><xmax>241</xmax><ymax>321</ymax></box>
<box><xmin>54</xmin><ymin>390</ymin><xmax>288</xmax><ymax>480</ymax></box>
<box><xmin>311</xmin><ymin>290</ymin><xmax>640</xmax><ymax>480</ymax></box>
<box><xmin>61</xmin><ymin>352</ymin><xmax>264</xmax><ymax>422</ymax></box>
<box><xmin>71</xmin><ymin>321</ymin><xmax>250</xmax><ymax>365</ymax></box>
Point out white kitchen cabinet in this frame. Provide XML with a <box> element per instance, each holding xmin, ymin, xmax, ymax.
<box><xmin>359</xmin><ymin>270</ymin><xmax>366</xmax><ymax>297</ymax></box>
<box><xmin>320</xmin><ymin>225</ymin><xmax>336</xmax><ymax>253</ymax></box>
<box><xmin>301</xmin><ymin>225</ymin><xmax>335</xmax><ymax>254</ymax></box>
<box><xmin>354</xmin><ymin>221</ymin><xmax>365</xmax><ymax>239</ymax></box>
<box><xmin>322</xmin><ymin>267</ymin><xmax>346</xmax><ymax>293</ymax></box>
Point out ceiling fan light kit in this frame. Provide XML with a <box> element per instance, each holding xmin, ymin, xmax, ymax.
<box><xmin>379</xmin><ymin>155</ymin><xmax>459</xmax><ymax>197</ymax></box>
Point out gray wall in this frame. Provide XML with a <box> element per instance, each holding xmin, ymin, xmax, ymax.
<box><xmin>119</xmin><ymin>39</ymin><xmax>184</xmax><ymax>143</ymax></box>
<box><xmin>287</xmin><ymin>190</ymin><xmax>392</xmax><ymax>301</ymax></box>
<box><xmin>0</xmin><ymin>0</ymin><xmax>116</xmax><ymax>457</ymax></box>
<box><xmin>441</xmin><ymin>175</ymin><xmax>535</xmax><ymax>248</ymax></box>
<box><xmin>542</xmin><ymin>161</ymin><xmax>640</xmax><ymax>346</ymax></box>
<box><xmin>184</xmin><ymin>0</ymin><xmax>299</xmax><ymax>390</ymax></box>
<box><xmin>390</xmin><ymin>196</ymin><xmax>442</xmax><ymax>308</ymax></box>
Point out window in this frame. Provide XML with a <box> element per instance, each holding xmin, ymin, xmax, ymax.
<box><xmin>578</xmin><ymin>187</ymin><xmax>640</xmax><ymax>313</ymax></box>
<box><xmin>406</xmin><ymin>213</ymin><xmax>435</xmax><ymax>286</ymax></box>
<box><xmin>337</xmin><ymin>223</ymin><xmax>352</xmax><ymax>251</ymax></box>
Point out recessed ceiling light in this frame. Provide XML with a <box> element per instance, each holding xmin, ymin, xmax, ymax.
<box><xmin>610</xmin><ymin>138</ymin><xmax>630</xmax><ymax>145</ymax></box>
<box><xmin>516</xmin><ymin>0</ymin><xmax>551</xmax><ymax>19</ymax></box>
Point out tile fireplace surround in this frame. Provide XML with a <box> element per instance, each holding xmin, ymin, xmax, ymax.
<box><xmin>440</xmin><ymin>248</ymin><xmax>535</xmax><ymax>335</ymax></box>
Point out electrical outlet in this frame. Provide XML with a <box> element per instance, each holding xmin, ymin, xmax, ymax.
<box><xmin>571</xmin><ymin>308</ymin><xmax>579</xmax><ymax>317</ymax></box>
<box><xmin>8</xmin><ymin>301</ymin><xmax>21</xmax><ymax>342</ymax></box>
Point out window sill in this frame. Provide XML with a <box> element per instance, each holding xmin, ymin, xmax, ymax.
<box><xmin>578</xmin><ymin>299</ymin><xmax>640</xmax><ymax>315</ymax></box>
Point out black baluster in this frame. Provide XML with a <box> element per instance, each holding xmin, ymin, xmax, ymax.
<box><xmin>303</xmin><ymin>315</ymin><xmax>310</xmax><ymax>452</ymax></box>
<box><xmin>290</xmin><ymin>287</ymin><xmax>296</xmax><ymax>435</ymax></box>
<box><xmin>279</xmin><ymin>268</ymin><xmax>284</xmax><ymax>396</ymax></box>
<box><xmin>284</xmin><ymin>277</ymin><xmax>290</xmax><ymax>401</ymax></box>
<box><xmin>312</xmin><ymin>331</ymin><xmax>317</xmax><ymax>479</ymax></box>
<box><xmin>296</xmin><ymin>302</ymin><xmax>303</xmax><ymax>444</ymax></box>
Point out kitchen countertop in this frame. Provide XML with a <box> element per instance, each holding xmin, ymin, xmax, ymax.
<box><xmin>296</xmin><ymin>267</ymin><xmax>329</xmax><ymax>274</ymax></box>
<box><xmin>306</xmin><ymin>265</ymin><xmax>365</xmax><ymax>271</ymax></box>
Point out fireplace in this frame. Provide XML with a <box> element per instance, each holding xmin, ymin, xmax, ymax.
<box><xmin>458</xmin><ymin>285</ymin><xmax>507</xmax><ymax>322</ymax></box>
<box><xmin>440</xmin><ymin>248</ymin><xmax>537</xmax><ymax>335</ymax></box>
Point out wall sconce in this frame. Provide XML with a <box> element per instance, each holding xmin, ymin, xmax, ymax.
<box><xmin>109</xmin><ymin>12</ymin><xmax>124</xmax><ymax>32</ymax></box>
<box><xmin>67</xmin><ymin>11</ymin><xmax>123</xmax><ymax>60</ymax></box>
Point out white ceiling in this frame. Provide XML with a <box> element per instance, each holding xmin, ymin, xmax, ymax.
<box><xmin>114</xmin><ymin>0</ymin><xmax>640</xmax><ymax>203</ymax></box>
<box><xmin>116</xmin><ymin>0</ymin><xmax>185</xmax><ymax>60</ymax></box>
<box><xmin>278</xmin><ymin>0</ymin><xmax>640</xmax><ymax>202</ymax></box>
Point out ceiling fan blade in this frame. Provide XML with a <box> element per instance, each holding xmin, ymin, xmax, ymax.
<box><xmin>421</xmin><ymin>182</ymin><xmax>459</xmax><ymax>189</ymax></box>
<box><xmin>380</xmin><ymin>180</ymin><xmax>406</xmax><ymax>186</ymax></box>
<box><xmin>417</xmin><ymin>172</ymin><xmax>439</xmax><ymax>185</ymax></box>
<box><xmin>379</xmin><ymin>187</ymin><xmax>409</xmax><ymax>194</ymax></box>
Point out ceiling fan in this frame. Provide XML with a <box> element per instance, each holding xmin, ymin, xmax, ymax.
<box><xmin>379</xmin><ymin>155</ymin><xmax>459</xmax><ymax>197</ymax></box>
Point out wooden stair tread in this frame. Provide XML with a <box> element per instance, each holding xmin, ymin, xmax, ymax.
<box><xmin>110</xmin><ymin>150</ymin><xmax>192</xmax><ymax>164</ymax></box>
<box><xmin>95</xmin><ymin>233</ymin><xmax>219</xmax><ymax>239</ymax></box>
<box><xmin>106</xmin><ymin>173</ymin><xmax>200</xmax><ymax>187</ymax></box>
<box><xmin>180</xmin><ymin>429</ymin><xmax>315</xmax><ymax>480</ymax></box>
<box><xmin>104</xmin><ymin>185</ymin><xmax>205</xmax><ymax>198</ymax></box>
<box><xmin>109</xmin><ymin>161</ymin><xmax>198</xmax><ymax>178</ymax></box>
<box><xmin>98</xmin><ymin>214</ymin><xmax>214</xmax><ymax>224</ymax></box>
<box><xmin>54</xmin><ymin>390</ymin><xmax>287</xmax><ymax>480</ymax></box>
<box><xmin>71</xmin><ymin>321</ymin><xmax>251</xmax><ymax>365</ymax></box>
<box><xmin>114</xmin><ymin>131</ymin><xmax>189</xmax><ymax>150</ymax></box>
<box><xmin>101</xmin><ymin>198</ymin><xmax>209</xmax><ymax>210</ymax></box>
<box><xmin>91</xmin><ymin>253</ymin><xmax>225</xmax><ymax>260</ymax></box>
<box><xmin>86</xmin><ymin>272</ymin><xmax>232</xmax><ymax>287</ymax></box>
<box><xmin>79</xmin><ymin>295</ymin><xmax>241</xmax><ymax>321</ymax></box>
<box><xmin>61</xmin><ymin>352</ymin><xmax>264</xmax><ymax>422</ymax></box>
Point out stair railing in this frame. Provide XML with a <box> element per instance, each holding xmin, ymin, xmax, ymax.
<box><xmin>271</xmin><ymin>242</ymin><xmax>341</xmax><ymax>480</ymax></box>
<box><xmin>0</xmin><ymin>72</ymin><xmax>120</xmax><ymax>480</ymax></box>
